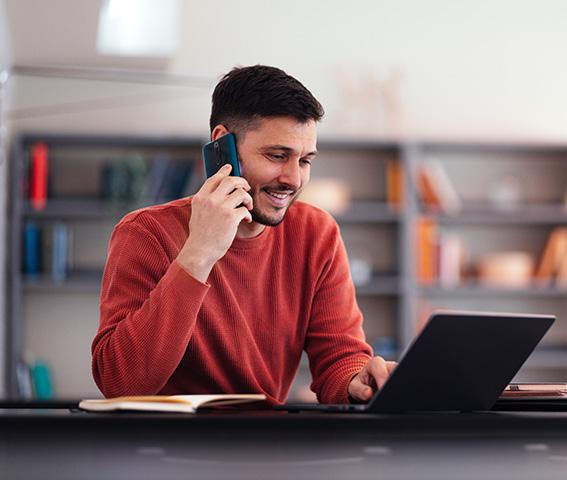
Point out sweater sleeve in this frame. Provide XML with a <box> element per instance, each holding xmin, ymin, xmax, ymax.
<box><xmin>92</xmin><ymin>219</ymin><xmax>209</xmax><ymax>397</ymax></box>
<box><xmin>305</xmin><ymin>225</ymin><xmax>372</xmax><ymax>404</ymax></box>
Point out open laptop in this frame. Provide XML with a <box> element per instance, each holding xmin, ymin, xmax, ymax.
<box><xmin>277</xmin><ymin>311</ymin><xmax>555</xmax><ymax>413</ymax></box>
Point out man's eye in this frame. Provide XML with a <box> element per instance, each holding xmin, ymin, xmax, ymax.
<box><xmin>300</xmin><ymin>159</ymin><xmax>312</xmax><ymax>166</ymax></box>
<box><xmin>269</xmin><ymin>154</ymin><xmax>285</xmax><ymax>160</ymax></box>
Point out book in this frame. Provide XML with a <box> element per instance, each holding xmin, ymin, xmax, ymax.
<box><xmin>556</xmin><ymin>248</ymin><xmax>567</xmax><ymax>288</ymax></box>
<box><xmin>417</xmin><ymin>160</ymin><xmax>461</xmax><ymax>214</ymax></box>
<box><xmin>29</xmin><ymin>142</ymin><xmax>49</xmax><ymax>211</ymax></box>
<box><xmin>500</xmin><ymin>383</ymin><xmax>567</xmax><ymax>399</ymax></box>
<box><xmin>24</xmin><ymin>221</ymin><xmax>41</xmax><ymax>280</ymax></box>
<box><xmin>438</xmin><ymin>232</ymin><xmax>464</xmax><ymax>288</ymax></box>
<box><xmin>31</xmin><ymin>361</ymin><xmax>55</xmax><ymax>399</ymax></box>
<box><xmin>79</xmin><ymin>394</ymin><xmax>267</xmax><ymax>414</ymax></box>
<box><xmin>417</xmin><ymin>166</ymin><xmax>442</xmax><ymax>210</ymax></box>
<box><xmin>416</xmin><ymin>217</ymin><xmax>438</xmax><ymax>285</ymax></box>
<box><xmin>386</xmin><ymin>158</ymin><xmax>405</xmax><ymax>209</ymax></box>
<box><xmin>535</xmin><ymin>228</ymin><xmax>567</xmax><ymax>285</ymax></box>
<box><xmin>52</xmin><ymin>222</ymin><xmax>69</xmax><ymax>283</ymax></box>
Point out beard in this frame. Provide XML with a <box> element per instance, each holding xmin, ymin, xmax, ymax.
<box><xmin>249</xmin><ymin>183</ymin><xmax>300</xmax><ymax>226</ymax></box>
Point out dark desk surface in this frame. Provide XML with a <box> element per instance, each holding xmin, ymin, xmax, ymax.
<box><xmin>3</xmin><ymin>407</ymin><xmax>567</xmax><ymax>480</ymax></box>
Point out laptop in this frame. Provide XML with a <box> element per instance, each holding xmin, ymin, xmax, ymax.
<box><xmin>277</xmin><ymin>310</ymin><xmax>555</xmax><ymax>413</ymax></box>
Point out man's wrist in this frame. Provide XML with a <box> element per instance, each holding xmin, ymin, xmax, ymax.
<box><xmin>176</xmin><ymin>252</ymin><xmax>214</xmax><ymax>284</ymax></box>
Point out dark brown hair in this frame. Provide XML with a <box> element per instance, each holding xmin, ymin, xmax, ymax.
<box><xmin>210</xmin><ymin>65</ymin><xmax>324</xmax><ymax>135</ymax></box>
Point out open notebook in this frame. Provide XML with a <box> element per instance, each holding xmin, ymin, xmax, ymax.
<box><xmin>79</xmin><ymin>394</ymin><xmax>267</xmax><ymax>414</ymax></box>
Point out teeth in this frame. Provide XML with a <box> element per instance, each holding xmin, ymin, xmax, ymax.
<box><xmin>267</xmin><ymin>191</ymin><xmax>288</xmax><ymax>199</ymax></box>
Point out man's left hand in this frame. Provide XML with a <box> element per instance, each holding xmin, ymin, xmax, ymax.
<box><xmin>348</xmin><ymin>356</ymin><xmax>397</xmax><ymax>403</ymax></box>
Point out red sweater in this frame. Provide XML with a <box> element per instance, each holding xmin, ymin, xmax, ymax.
<box><xmin>92</xmin><ymin>198</ymin><xmax>372</xmax><ymax>404</ymax></box>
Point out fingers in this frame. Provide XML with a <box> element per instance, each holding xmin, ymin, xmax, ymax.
<box><xmin>236</xmin><ymin>205</ymin><xmax>253</xmax><ymax>224</ymax></box>
<box><xmin>348</xmin><ymin>376</ymin><xmax>374</xmax><ymax>402</ymax></box>
<box><xmin>364</xmin><ymin>357</ymin><xmax>391</xmax><ymax>390</ymax></box>
<box><xmin>386</xmin><ymin>361</ymin><xmax>397</xmax><ymax>375</ymax></box>
<box><xmin>200</xmin><ymin>163</ymin><xmax>233</xmax><ymax>194</ymax></box>
<box><xmin>227</xmin><ymin>188</ymin><xmax>253</xmax><ymax>210</ymax></box>
<box><xmin>214</xmin><ymin>176</ymin><xmax>251</xmax><ymax>197</ymax></box>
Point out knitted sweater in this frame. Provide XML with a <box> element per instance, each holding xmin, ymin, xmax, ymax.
<box><xmin>92</xmin><ymin>198</ymin><xmax>372</xmax><ymax>404</ymax></box>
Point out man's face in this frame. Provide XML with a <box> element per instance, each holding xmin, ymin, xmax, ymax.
<box><xmin>237</xmin><ymin>117</ymin><xmax>317</xmax><ymax>226</ymax></box>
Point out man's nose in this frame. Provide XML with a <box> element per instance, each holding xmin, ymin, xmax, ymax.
<box><xmin>278</xmin><ymin>161</ymin><xmax>301</xmax><ymax>190</ymax></box>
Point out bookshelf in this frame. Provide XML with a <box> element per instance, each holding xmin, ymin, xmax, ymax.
<box><xmin>7</xmin><ymin>134</ymin><xmax>567</xmax><ymax>399</ymax></box>
<box><xmin>8</xmin><ymin>134</ymin><xmax>205</xmax><ymax>398</ymax></box>
<box><xmin>409</xmin><ymin>141</ymin><xmax>567</xmax><ymax>383</ymax></box>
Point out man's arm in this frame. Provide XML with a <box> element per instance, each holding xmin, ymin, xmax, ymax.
<box><xmin>304</xmin><ymin>223</ymin><xmax>375</xmax><ymax>404</ymax></box>
<box><xmin>92</xmin><ymin>164</ymin><xmax>253</xmax><ymax>397</ymax></box>
<box><xmin>92</xmin><ymin>220</ymin><xmax>210</xmax><ymax>397</ymax></box>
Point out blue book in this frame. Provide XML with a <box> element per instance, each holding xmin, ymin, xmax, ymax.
<box><xmin>52</xmin><ymin>222</ymin><xmax>68</xmax><ymax>283</ymax></box>
<box><xmin>24</xmin><ymin>221</ymin><xmax>41</xmax><ymax>280</ymax></box>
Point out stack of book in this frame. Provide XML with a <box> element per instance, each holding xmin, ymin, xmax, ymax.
<box><xmin>24</xmin><ymin>221</ymin><xmax>71</xmax><ymax>282</ymax></box>
<box><xmin>415</xmin><ymin>218</ymin><xmax>465</xmax><ymax>287</ymax></box>
<box><xmin>25</xmin><ymin>141</ymin><xmax>201</xmax><ymax>210</ymax></box>
<box><xmin>101</xmin><ymin>154</ymin><xmax>198</xmax><ymax>206</ymax></box>
<box><xmin>16</xmin><ymin>359</ymin><xmax>55</xmax><ymax>400</ymax></box>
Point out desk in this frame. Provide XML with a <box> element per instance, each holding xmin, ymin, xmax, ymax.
<box><xmin>2</xmin><ymin>408</ymin><xmax>567</xmax><ymax>480</ymax></box>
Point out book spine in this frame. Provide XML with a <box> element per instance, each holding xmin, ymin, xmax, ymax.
<box><xmin>438</xmin><ymin>232</ymin><xmax>464</xmax><ymax>288</ymax></box>
<box><xmin>52</xmin><ymin>222</ymin><xmax>68</xmax><ymax>283</ymax></box>
<box><xmin>15</xmin><ymin>360</ymin><xmax>34</xmax><ymax>400</ymax></box>
<box><xmin>29</xmin><ymin>142</ymin><xmax>49</xmax><ymax>211</ymax></box>
<box><xmin>31</xmin><ymin>362</ymin><xmax>54</xmax><ymax>400</ymax></box>
<box><xmin>24</xmin><ymin>221</ymin><xmax>41</xmax><ymax>280</ymax></box>
<box><xmin>386</xmin><ymin>158</ymin><xmax>404</xmax><ymax>209</ymax></box>
<box><xmin>416</xmin><ymin>217</ymin><xmax>438</xmax><ymax>285</ymax></box>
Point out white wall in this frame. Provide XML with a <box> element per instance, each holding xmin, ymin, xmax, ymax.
<box><xmin>0</xmin><ymin>0</ymin><xmax>11</xmax><ymax>397</ymax></box>
<box><xmin>5</xmin><ymin>0</ymin><xmax>567</xmax><ymax>141</ymax></box>
<box><xmin>169</xmin><ymin>0</ymin><xmax>567</xmax><ymax>141</ymax></box>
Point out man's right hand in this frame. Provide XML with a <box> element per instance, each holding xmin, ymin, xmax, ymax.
<box><xmin>176</xmin><ymin>164</ymin><xmax>253</xmax><ymax>283</ymax></box>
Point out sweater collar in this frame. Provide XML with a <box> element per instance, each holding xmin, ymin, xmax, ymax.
<box><xmin>230</xmin><ymin>224</ymin><xmax>274</xmax><ymax>251</ymax></box>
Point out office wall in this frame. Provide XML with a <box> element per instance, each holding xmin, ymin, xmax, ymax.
<box><xmin>4</xmin><ymin>0</ymin><xmax>567</xmax><ymax>141</ymax></box>
<box><xmin>0</xmin><ymin>0</ymin><xmax>11</xmax><ymax>397</ymax></box>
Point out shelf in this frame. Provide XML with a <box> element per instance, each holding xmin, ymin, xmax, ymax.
<box><xmin>24</xmin><ymin>270</ymin><xmax>104</xmax><ymax>293</ymax></box>
<box><xmin>25</xmin><ymin>199</ymin><xmax>401</xmax><ymax>224</ymax></box>
<box><xmin>423</xmin><ymin>204</ymin><xmax>567</xmax><ymax>225</ymax></box>
<box><xmin>24</xmin><ymin>198</ymin><xmax>142</xmax><ymax>220</ymax></box>
<box><xmin>420</xmin><ymin>283</ymin><xmax>567</xmax><ymax>298</ymax></box>
<box><xmin>355</xmin><ymin>275</ymin><xmax>400</xmax><ymax>296</ymax></box>
<box><xmin>333</xmin><ymin>201</ymin><xmax>400</xmax><ymax>224</ymax></box>
<box><xmin>20</xmin><ymin>133</ymin><xmax>205</xmax><ymax>149</ymax></box>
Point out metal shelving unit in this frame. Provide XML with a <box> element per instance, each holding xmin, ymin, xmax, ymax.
<box><xmin>412</xmin><ymin>141</ymin><xmax>567</xmax><ymax>380</ymax></box>
<box><xmin>7</xmin><ymin>133</ymin><xmax>567</xmax><ymax>398</ymax></box>
<box><xmin>7</xmin><ymin>133</ymin><xmax>206</xmax><ymax>397</ymax></box>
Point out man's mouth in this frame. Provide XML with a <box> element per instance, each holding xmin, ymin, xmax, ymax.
<box><xmin>262</xmin><ymin>188</ymin><xmax>295</xmax><ymax>208</ymax></box>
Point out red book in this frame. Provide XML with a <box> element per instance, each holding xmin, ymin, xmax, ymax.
<box><xmin>30</xmin><ymin>142</ymin><xmax>48</xmax><ymax>211</ymax></box>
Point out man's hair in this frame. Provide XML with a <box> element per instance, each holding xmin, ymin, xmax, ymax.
<box><xmin>209</xmin><ymin>65</ymin><xmax>324</xmax><ymax>135</ymax></box>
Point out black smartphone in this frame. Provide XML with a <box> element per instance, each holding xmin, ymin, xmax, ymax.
<box><xmin>202</xmin><ymin>133</ymin><xmax>241</xmax><ymax>178</ymax></box>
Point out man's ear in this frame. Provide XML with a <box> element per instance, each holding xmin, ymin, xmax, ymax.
<box><xmin>211</xmin><ymin>125</ymin><xmax>229</xmax><ymax>141</ymax></box>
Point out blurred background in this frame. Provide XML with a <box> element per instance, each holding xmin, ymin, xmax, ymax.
<box><xmin>1</xmin><ymin>0</ymin><xmax>567</xmax><ymax>401</ymax></box>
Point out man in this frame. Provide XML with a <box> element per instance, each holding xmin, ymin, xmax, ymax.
<box><xmin>92</xmin><ymin>65</ymin><xmax>395</xmax><ymax>404</ymax></box>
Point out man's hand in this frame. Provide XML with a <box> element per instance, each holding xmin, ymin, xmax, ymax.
<box><xmin>177</xmin><ymin>164</ymin><xmax>253</xmax><ymax>282</ymax></box>
<box><xmin>348</xmin><ymin>356</ymin><xmax>397</xmax><ymax>403</ymax></box>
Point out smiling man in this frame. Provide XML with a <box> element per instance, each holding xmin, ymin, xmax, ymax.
<box><xmin>92</xmin><ymin>65</ymin><xmax>395</xmax><ymax>404</ymax></box>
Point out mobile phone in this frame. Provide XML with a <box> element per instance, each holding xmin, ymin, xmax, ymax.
<box><xmin>202</xmin><ymin>133</ymin><xmax>241</xmax><ymax>178</ymax></box>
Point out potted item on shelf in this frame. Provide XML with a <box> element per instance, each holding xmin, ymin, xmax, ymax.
<box><xmin>476</xmin><ymin>251</ymin><xmax>535</xmax><ymax>288</ymax></box>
